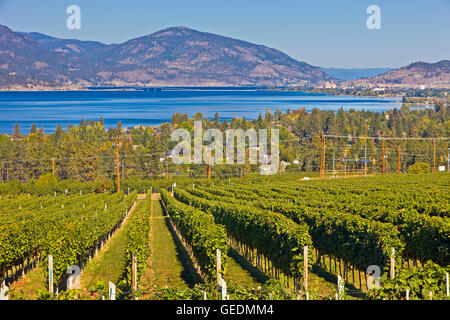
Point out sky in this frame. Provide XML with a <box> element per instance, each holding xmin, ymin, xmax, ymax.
<box><xmin>0</xmin><ymin>0</ymin><xmax>448</xmax><ymax>68</ymax></box>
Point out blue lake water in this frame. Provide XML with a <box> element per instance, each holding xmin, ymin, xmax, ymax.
<box><xmin>0</xmin><ymin>89</ymin><xmax>401</xmax><ymax>134</ymax></box>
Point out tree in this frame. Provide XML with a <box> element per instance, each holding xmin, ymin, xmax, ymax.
<box><xmin>13</xmin><ymin>123</ymin><xmax>22</xmax><ymax>139</ymax></box>
<box><xmin>30</xmin><ymin>123</ymin><xmax>38</xmax><ymax>134</ymax></box>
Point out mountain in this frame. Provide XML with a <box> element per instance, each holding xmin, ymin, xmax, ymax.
<box><xmin>343</xmin><ymin>61</ymin><xmax>450</xmax><ymax>88</ymax></box>
<box><xmin>17</xmin><ymin>32</ymin><xmax>107</xmax><ymax>56</ymax></box>
<box><xmin>320</xmin><ymin>67</ymin><xmax>392</xmax><ymax>81</ymax></box>
<box><xmin>0</xmin><ymin>25</ymin><xmax>94</xmax><ymax>88</ymax></box>
<box><xmin>84</xmin><ymin>26</ymin><xmax>335</xmax><ymax>87</ymax></box>
<box><xmin>0</xmin><ymin>25</ymin><xmax>334</xmax><ymax>88</ymax></box>
<box><xmin>0</xmin><ymin>25</ymin><xmax>65</xmax><ymax>87</ymax></box>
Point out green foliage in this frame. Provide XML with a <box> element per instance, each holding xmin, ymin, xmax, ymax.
<box><xmin>161</xmin><ymin>189</ymin><xmax>229</xmax><ymax>282</ymax></box>
<box><xmin>408</xmin><ymin>162</ymin><xmax>430</xmax><ymax>174</ymax></box>
<box><xmin>151</xmin><ymin>279</ymin><xmax>296</xmax><ymax>300</ymax></box>
<box><xmin>369</xmin><ymin>262</ymin><xmax>450</xmax><ymax>300</ymax></box>
<box><xmin>174</xmin><ymin>188</ymin><xmax>313</xmax><ymax>279</ymax></box>
<box><xmin>121</xmin><ymin>191</ymin><xmax>151</xmax><ymax>291</ymax></box>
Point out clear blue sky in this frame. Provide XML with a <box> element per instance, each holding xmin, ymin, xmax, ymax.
<box><xmin>0</xmin><ymin>0</ymin><xmax>448</xmax><ymax>68</ymax></box>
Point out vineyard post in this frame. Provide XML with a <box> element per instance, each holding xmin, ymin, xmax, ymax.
<box><xmin>446</xmin><ymin>273</ymin><xmax>449</xmax><ymax>297</ymax></box>
<box><xmin>390</xmin><ymin>248</ymin><xmax>395</xmax><ymax>280</ymax></box>
<box><xmin>337</xmin><ymin>275</ymin><xmax>344</xmax><ymax>300</ymax></box>
<box><xmin>48</xmin><ymin>255</ymin><xmax>53</xmax><ymax>294</ymax></box>
<box><xmin>203</xmin><ymin>291</ymin><xmax>207</xmax><ymax>300</ymax></box>
<box><xmin>406</xmin><ymin>289</ymin><xmax>409</xmax><ymax>300</ymax></box>
<box><xmin>216</xmin><ymin>249</ymin><xmax>221</xmax><ymax>285</ymax></box>
<box><xmin>132</xmin><ymin>255</ymin><xmax>137</xmax><ymax>294</ymax></box>
<box><xmin>303</xmin><ymin>246</ymin><xmax>308</xmax><ymax>292</ymax></box>
<box><xmin>108</xmin><ymin>281</ymin><xmax>116</xmax><ymax>300</ymax></box>
<box><xmin>220</xmin><ymin>277</ymin><xmax>227</xmax><ymax>300</ymax></box>
<box><xmin>52</xmin><ymin>158</ymin><xmax>55</xmax><ymax>176</ymax></box>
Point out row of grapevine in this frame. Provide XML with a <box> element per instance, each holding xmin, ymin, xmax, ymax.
<box><xmin>43</xmin><ymin>191</ymin><xmax>138</xmax><ymax>286</ymax></box>
<box><xmin>174</xmin><ymin>188</ymin><xmax>313</xmax><ymax>279</ymax></box>
<box><xmin>0</xmin><ymin>192</ymin><xmax>124</xmax><ymax>278</ymax></box>
<box><xmin>185</xmin><ymin>186</ymin><xmax>403</xmax><ymax>271</ymax></box>
<box><xmin>160</xmin><ymin>189</ymin><xmax>229</xmax><ymax>282</ymax></box>
<box><xmin>121</xmin><ymin>191</ymin><xmax>152</xmax><ymax>290</ymax></box>
<box><xmin>205</xmin><ymin>182</ymin><xmax>449</xmax><ymax>266</ymax></box>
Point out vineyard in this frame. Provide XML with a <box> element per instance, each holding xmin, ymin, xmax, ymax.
<box><xmin>0</xmin><ymin>173</ymin><xmax>449</xmax><ymax>300</ymax></box>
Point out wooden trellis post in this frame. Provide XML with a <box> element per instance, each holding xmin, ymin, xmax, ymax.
<box><xmin>390</xmin><ymin>248</ymin><xmax>395</xmax><ymax>280</ymax></box>
<box><xmin>216</xmin><ymin>249</ymin><xmax>221</xmax><ymax>285</ymax></box>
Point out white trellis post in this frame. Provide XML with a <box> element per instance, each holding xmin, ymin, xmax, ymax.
<box><xmin>337</xmin><ymin>275</ymin><xmax>344</xmax><ymax>300</ymax></box>
<box><xmin>48</xmin><ymin>255</ymin><xmax>53</xmax><ymax>294</ymax></box>
<box><xmin>220</xmin><ymin>277</ymin><xmax>227</xmax><ymax>300</ymax></box>
<box><xmin>303</xmin><ymin>246</ymin><xmax>308</xmax><ymax>292</ymax></box>
<box><xmin>109</xmin><ymin>282</ymin><xmax>116</xmax><ymax>300</ymax></box>
<box><xmin>446</xmin><ymin>273</ymin><xmax>449</xmax><ymax>297</ymax></box>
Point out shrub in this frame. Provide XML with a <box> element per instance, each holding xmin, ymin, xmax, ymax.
<box><xmin>407</xmin><ymin>162</ymin><xmax>430</xmax><ymax>174</ymax></box>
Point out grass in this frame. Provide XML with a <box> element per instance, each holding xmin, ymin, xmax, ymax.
<box><xmin>224</xmin><ymin>248</ymin><xmax>269</xmax><ymax>286</ymax></box>
<box><xmin>141</xmin><ymin>200</ymin><xmax>202</xmax><ymax>293</ymax></box>
<box><xmin>80</xmin><ymin>201</ymin><xmax>139</xmax><ymax>293</ymax></box>
<box><xmin>7</xmin><ymin>265</ymin><xmax>46</xmax><ymax>300</ymax></box>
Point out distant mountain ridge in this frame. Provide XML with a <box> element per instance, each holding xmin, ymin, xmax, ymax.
<box><xmin>0</xmin><ymin>25</ymin><xmax>334</xmax><ymax>88</ymax></box>
<box><xmin>0</xmin><ymin>24</ymin><xmax>448</xmax><ymax>89</ymax></box>
<box><xmin>343</xmin><ymin>60</ymin><xmax>450</xmax><ymax>89</ymax></box>
<box><xmin>18</xmin><ymin>31</ymin><xmax>107</xmax><ymax>55</ymax></box>
<box><xmin>320</xmin><ymin>67</ymin><xmax>392</xmax><ymax>81</ymax></box>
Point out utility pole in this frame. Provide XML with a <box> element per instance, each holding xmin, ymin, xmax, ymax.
<box><xmin>320</xmin><ymin>132</ymin><xmax>325</xmax><ymax>179</ymax></box>
<box><xmin>116</xmin><ymin>137</ymin><xmax>120</xmax><ymax>192</ymax></box>
<box><xmin>398</xmin><ymin>146</ymin><xmax>401</xmax><ymax>175</ymax></box>
<box><xmin>166</xmin><ymin>163</ymin><xmax>169</xmax><ymax>180</ymax></box>
<box><xmin>382</xmin><ymin>138</ymin><xmax>385</xmax><ymax>175</ymax></box>
<box><xmin>433</xmin><ymin>139</ymin><xmax>436</xmax><ymax>173</ymax></box>
<box><xmin>447</xmin><ymin>148</ymin><xmax>450</xmax><ymax>172</ymax></box>
<box><xmin>208</xmin><ymin>156</ymin><xmax>211</xmax><ymax>180</ymax></box>
<box><xmin>364</xmin><ymin>141</ymin><xmax>367</xmax><ymax>178</ymax></box>
<box><xmin>332</xmin><ymin>152</ymin><xmax>335</xmax><ymax>178</ymax></box>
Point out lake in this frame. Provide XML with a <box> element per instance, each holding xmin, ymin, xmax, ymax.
<box><xmin>0</xmin><ymin>89</ymin><xmax>401</xmax><ymax>134</ymax></box>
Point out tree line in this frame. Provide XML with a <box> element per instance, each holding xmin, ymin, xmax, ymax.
<box><xmin>0</xmin><ymin>102</ymin><xmax>448</xmax><ymax>183</ymax></box>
